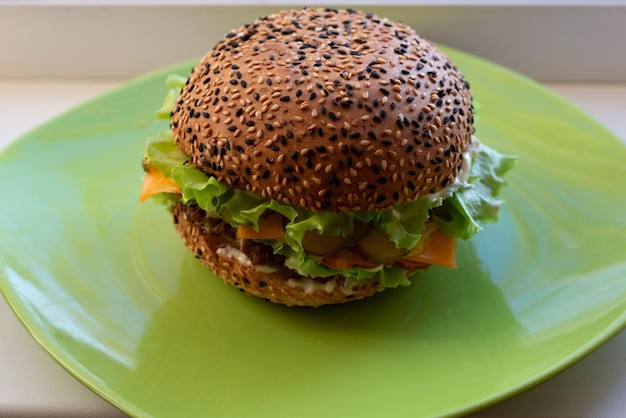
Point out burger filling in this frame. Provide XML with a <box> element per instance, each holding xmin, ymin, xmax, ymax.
<box><xmin>141</xmin><ymin>74</ymin><xmax>515</xmax><ymax>288</ymax></box>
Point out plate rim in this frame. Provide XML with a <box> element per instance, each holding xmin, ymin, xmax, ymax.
<box><xmin>1</xmin><ymin>46</ymin><xmax>626</xmax><ymax>418</ymax></box>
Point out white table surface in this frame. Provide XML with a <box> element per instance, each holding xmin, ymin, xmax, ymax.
<box><xmin>1</xmin><ymin>80</ymin><xmax>625</xmax><ymax>417</ymax></box>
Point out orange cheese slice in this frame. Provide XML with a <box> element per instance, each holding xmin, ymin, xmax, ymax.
<box><xmin>399</xmin><ymin>229</ymin><xmax>457</xmax><ymax>269</ymax></box>
<box><xmin>236</xmin><ymin>212</ymin><xmax>285</xmax><ymax>241</ymax></box>
<box><xmin>139</xmin><ymin>167</ymin><xmax>181</xmax><ymax>202</ymax></box>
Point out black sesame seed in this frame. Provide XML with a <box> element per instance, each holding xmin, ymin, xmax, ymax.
<box><xmin>279</xmin><ymin>95</ymin><xmax>290</xmax><ymax>102</ymax></box>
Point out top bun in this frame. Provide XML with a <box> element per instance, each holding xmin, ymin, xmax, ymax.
<box><xmin>171</xmin><ymin>8</ymin><xmax>474</xmax><ymax>212</ymax></box>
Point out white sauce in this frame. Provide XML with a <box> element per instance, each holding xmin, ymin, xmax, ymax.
<box><xmin>339</xmin><ymin>277</ymin><xmax>360</xmax><ymax>295</ymax></box>
<box><xmin>256</xmin><ymin>265</ymin><xmax>279</xmax><ymax>274</ymax></box>
<box><xmin>216</xmin><ymin>245</ymin><xmax>277</xmax><ymax>273</ymax></box>
<box><xmin>286</xmin><ymin>278</ymin><xmax>337</xmax><ymax>294</ymax></box>
<box><xmin>422</xmin><ymin>135</ymin><xmax>479</xmax><ymax>205</ymax></box>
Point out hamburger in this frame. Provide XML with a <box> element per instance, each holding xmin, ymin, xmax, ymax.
<box><xmin>140</xmin><ymin>8</ymin><xmax>515</xmax><ymax>307</ymax></box>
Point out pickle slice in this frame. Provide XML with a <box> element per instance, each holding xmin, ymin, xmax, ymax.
<box><xmin>358</xmin><ymin>227</ymin><xmax>409</xmax><ymax>263</ymax></box>
<box><xmin>302</xmin><ymin>220</ymin><xmax>370</xmax><ymax>256</ymax></box>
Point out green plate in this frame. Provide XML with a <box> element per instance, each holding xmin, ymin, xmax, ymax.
<box><xmin>1</xmin><ymin>47</ymin><xmax>626</xmax><ymax>418</ymax></box>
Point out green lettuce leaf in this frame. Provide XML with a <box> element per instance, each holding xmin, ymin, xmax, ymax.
<box><xmin>434</xmin><ymin>143</ymin><xmax>517</xmax><ymax>239</ymax></box>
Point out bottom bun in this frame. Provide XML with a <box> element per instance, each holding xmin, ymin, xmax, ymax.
<box><xmin>171</xmin><ymin>202</ymin><xmax>385</xmax><ymax>307</ymax></box>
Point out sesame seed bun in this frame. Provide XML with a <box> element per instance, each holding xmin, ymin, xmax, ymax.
<box><xmin>171</xmin><ymin>7</ymin><xmax>474</xmax><ymax>213</ymax></box>
<box><xmin>172</xmin><ymin>202</ymin><xmax>385</xmax><ymax>307</ymax></box>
